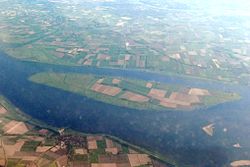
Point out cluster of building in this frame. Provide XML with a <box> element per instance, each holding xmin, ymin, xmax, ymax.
<box><xmin>0</xmin><ymin>105</ymin><xmax>169</xmax><ymax>167</ymax></box>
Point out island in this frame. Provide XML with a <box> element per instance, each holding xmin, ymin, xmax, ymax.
<box><xmin>29</xmin><ymin>72</ymin><xmax>241</xmax><ymax>111</ymax></box>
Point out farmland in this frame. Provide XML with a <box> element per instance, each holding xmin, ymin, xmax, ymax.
<box><xmin>0</xmin><ymin>0</ymin><xmax>250</xmax><ymax>85</ymax></box>
<box><xmin>0</xmin><ymin>95</ymin><xmax>173</xmax><ymax>167</ymax></box>
<box><xmin>0</xmin><ymin>0</ymin><xmax>250</xmax><ymax>166</ymax></box>
<box><xmin>29</xmin><ymin>72</ymin><xmax>241</xmax><ymax>111</ymax></box>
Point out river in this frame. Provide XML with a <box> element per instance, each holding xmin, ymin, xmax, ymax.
<box><xmin>0</xmin><ymin>51</ymin><xmax>250</xmax><ymax>166</ymax></box>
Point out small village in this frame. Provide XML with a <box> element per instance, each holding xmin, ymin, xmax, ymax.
<box><xmin>0</xmin><ymin>0</ymin><xmax>249</xmax><ymax>167</ymax></box>
<box><xmin>0</xmin><ymin>98</ymin><xmax>172</xmax><ymax>167</ymax></box>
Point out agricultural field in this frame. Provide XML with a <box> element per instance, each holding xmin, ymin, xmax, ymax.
<box><xmin>0</xmin><ymin>0</ymin><xmax>250</xmax><ymax>85</ymax></box>
<box><xmin>1</xmin><ymin>0</ymin><xmax>250</xmax><ymax>166</ymax></box>
<box><xmin>0</xmin><ymin>95</ymin><xmax>172</xmax><ymax>167</ymax></box>
<box><xmin>29</xmin><ymin>72</ymin><xmax>241</xmax><ymax>111</ymax></box>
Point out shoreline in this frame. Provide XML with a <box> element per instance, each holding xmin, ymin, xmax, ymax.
<box><xmin>1</xmin><ymin>50</ymin><xmax>249</xmax><ymax>167</ymax></box>
<box><xmin>4</xmin><ymin>51</ymin><xmax>244</xmax><ymax>87</ymax></box>
<box><xmin>0</xmin><ymin>95</ymin><xmax>178</xmax><ymax>166</ymax></box>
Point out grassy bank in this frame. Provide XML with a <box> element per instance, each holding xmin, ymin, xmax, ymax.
<box><xmin>29</xmin><ymin>72</ymin><xmax>241</xmax><ymax>112</ymax></box>
<box><xmin>0</xmin><ymin>94</ymin><xmax>178</xmax><ymax>166</ymax></box>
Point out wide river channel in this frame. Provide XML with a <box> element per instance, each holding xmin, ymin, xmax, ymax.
<box><xmin>0</xmin><ymin>51</ymin><xmax>250</xmax><ymax>166</ymax></box>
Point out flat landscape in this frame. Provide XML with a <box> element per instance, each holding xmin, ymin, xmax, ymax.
<box><xmin>0</xmin><ymin>95</ymin><xmax>172</xmax><ymax>167</ymax></box>
<box><xmin>0</xmin><ymin>0</ymin><xmax>250</xmax><ymax>85</ymax></box>
<box><xmin>29</xmin><ymin>72</ymin><xmax>240</xmax><ymax>111</ymax></box>
<box><xmin>0</xmin><ymin>0</ymin><xmax>250</xmax><ymax>166</ymax></box>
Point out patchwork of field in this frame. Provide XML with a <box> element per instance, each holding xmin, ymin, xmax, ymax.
<box><xmin>29</xmin><ymin>72</ymin><xmax>241</xmax><ymax>111</ymax></box>
<box><xmin>0</xmin><ymin>0</ymin><xmax>250</xmax><ymax>85</ymax></box>
<box><xmin>0</xmin><ymin>106</ymin><xmax>7</xmax><ymax>114</ymax></box>
<box><xmin>0</xmin><ymin>96</ymin><xmax>171</xmax><ymax>167</ymax></box>
<box><xmin>3</xmin><ymin>120</ymin><xmax>29</xmax><ymax>135</ymax></box>
<box><xmin>91</xmin><ymin>83</ymin><xmax>121</xmax><ymax>96</ymax></box>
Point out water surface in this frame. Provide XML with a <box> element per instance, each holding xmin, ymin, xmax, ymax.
<box><xmin>1</xmin><ymin>52</ymin><xmax>250</xmax><ymax>166</ymax></box>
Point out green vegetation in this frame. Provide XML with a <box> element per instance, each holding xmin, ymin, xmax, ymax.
<box><xmin>97</xmin><ymin>140</ymin><xmax>106</xmax><ymax>150</ymax></box>
<box><xmin>0</xmin><ymin>0</ymin><xmax>250</xmax><ymax>85</ymax></box>
<box><xmin>121</xmin><ymin>145</ymin><xmax>129</xmax><ymax>154</ymax></box>
<box><xmin>7</xmin><ymin>158</ymin><xmax>20</xmax><ymax>167</ymax></box>
<box><xmin>48</xmin><ymin>162</ymin><xmax>58</xmax><ymax>167</ymax></box>
<box><xmin>88</xmin><ymin>139</ymin><xmax>109</xmax><ymax>163</ymax></box>
<box><xmin>44</xmin><ymin>138</ymin><xmax>56</xmax><ymax>146</ymax></box>
<box><xmin>119</xmin><ymin>80</ymin><xmax>150</xmax><ymax>96</ymax></box>
<box><xmin>20</xmin><ymin>141</ymin><xmax>41</xmax><ymax>152</ymax></box>
<box><xmin>29</xmin><ymin>72</ymin><xmax>241</xmax><ymax>111</ymax></box>
<box><xmin>29</xmin><ymin>72</ymin><xmax>166</xmax><ymax>111</ymax></box>
<box><xmin>73</xmin><ymin>154</ymin><xmax>88</xmax><ymax>162</ymax></box>
<box><xmin>88</xmin><ymin>151</ymin><xmax>99</xmax><ymax>163</ymax></box>
<box><xmin>42</xmin><ymin>154</ymin><xmax>55</xmax><ymax>161</ymax></box>
<box><xmin>7</xmin><ymin>159</ymin><xmax>29</xmax><ymax>167</ymax></box>
<box><xmin>0</xmin><ymin>95</ymin><xmax>59</xmax><ymax>135</ymax></box>
<box><xmin>0</xmin><ymin>94</ymin><xmax>178</xmax><ymax>166</ymax></box>
<box><xmin>201</xmin><ymin>92</ymin><xmax>241</xmax><ymax>106</ymax></box>
<box><xmin>0</xmin><ymin>96</ymin><xmax>28</xmax><ymax>122</ymax></box>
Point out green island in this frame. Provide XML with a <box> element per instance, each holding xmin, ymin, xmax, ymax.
<box><xmin>0</xmin><ymin>94</ymin><xmax>177</xmax><ymax>167</ymax></box>
<box><xmin>29</xmin><ymin>72</ymin><xmax>241</xmax><ymax>111</ymax></box>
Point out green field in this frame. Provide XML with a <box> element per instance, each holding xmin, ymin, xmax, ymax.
<box><xmin>29</xmin><ymin>72</ymin><xmax>241</xmax><ymax>111</ymax></box>
<box><xmin>20</xmin><ymin>141</ymin><xmax>41</xmax><ymax>152</ymax></box>
<box><xmin>1</xmin><ymin>0</ymin><xmax>250</xmax><ymax>85</ymax></box>
<box><xmin>29</xmin><ymin>73</ymin><xmax>166</xmax><ymax>111</ymax></box>
<box><xmin>0</xmin><ymin>94</ymin><xmax>178</xmax><ymax>166</ymax></box>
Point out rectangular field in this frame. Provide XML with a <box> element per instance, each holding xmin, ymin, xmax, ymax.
<box><xmin>91</xmin><ymin>83</ymin><xmax>121</xmax><ymax>96</ymax></box>
<box><xmin>120</xmin><ymin>91</ymin><xmax>149</xmax><ymax>103</ymax></box>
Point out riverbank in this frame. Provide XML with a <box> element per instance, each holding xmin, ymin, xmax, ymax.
<box><xmin>1</xmin><ymin>50</ymin><xmax>250</xmax><ymax>166</ymax></box>
<box><xmin>29</xmin><ymin>72</ymin><xmax>241</xmax><ymax>111</ymax></box>
<box><xmin>0</xmin><ymin>94</ymin><xmax>177</xmax><ymax>166</ymax></box>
